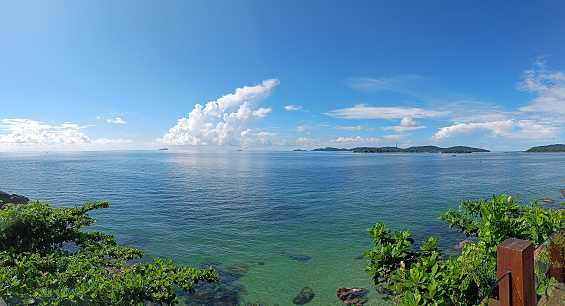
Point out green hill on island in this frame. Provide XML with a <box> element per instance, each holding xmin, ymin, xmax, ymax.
<box><xmin>311</xmin><ymin>146</ymin><xmax>488</xmax><ymax>153</ymax></box>
<box><xmin>526</xmin><ymin>144</ymin><xmax>565</xmax><ymax>152</ymax></box>
<box><xmin>353</xmin><ymin>145</ymin><xmax>489</xmax><ymax>153</ymax></box>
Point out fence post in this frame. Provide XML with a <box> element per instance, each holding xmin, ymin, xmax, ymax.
<box><xmin>550</xmin><ymin>228</ymin><xmax>564</xmax><ymax>282</ymax></box>
<box><xmin>497</xmin><ymin>238</ymin><xmax>535</xmax><ymax>306</ymax></box>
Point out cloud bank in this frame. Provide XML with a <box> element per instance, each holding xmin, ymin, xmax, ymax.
<box><xmin>431</xmin><ymin>120</ymin><xmax>556</xmax><ymax>140</ymax></box>
<box><xmin>0</xmin><ymin>119</ymin><xmax>131</xmax><ymax>149</ymax></box>
<box><xmin>326</xmin><ymin>105</ymin><xmax>448</xmax><ymax>120</ymax></box>
<box><xmin>158</xmin><ymin>79</ymin><xmax>279</xmax><ymax>146</ymax></box>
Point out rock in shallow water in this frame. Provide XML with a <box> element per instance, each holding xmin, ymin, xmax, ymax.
<box><xmin>293</xmin><ymin>286</ymin><xmax>315</xmax><ymax>305</ymax></box>
<box><xmin>337</xmin><ymin>287</ymin><xmax>369</xmax><ymax>305</ymax></box>
<box><xmin>284</xmin><ymin>252</ymin><xmax>311</xmax><ymax>261</ymax></box>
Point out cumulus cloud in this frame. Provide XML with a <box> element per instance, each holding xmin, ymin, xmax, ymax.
<box><xmin>400</xmin><ymin>117</ymin><xmax>418</xmax><ymax>127</ymax></box>
<box><xmin>0</xmin><ymin>119</ymin><xmax>131</xmax><ymax>149</ymax></box>
<box><xmin>326</xmin><ymin>105</ymin><xmax>448</xmax><ymax>120</ymax></box>
<box><xmin>518</xmin><ymin>58</ymin><xmax>565</xmax><ymax>116</ymax></box>
<box><xmin>157</xmin><ymin>79</ymin><xmax>279</xmax><ymax>146</ymax></box>
<box><xmin>431</xmin><ymin>120</ymin><xmax>556</xmax><ymax>140</ymax></box>
<box><xmin>382</xmin><ymin>116</ymin><xmax>426</xmax><ymax>132</ymax></box>
<box><xmin>0</xmin><ymin>119</ymin><xmax>91</xmax><ymax>145</ymax></box>
<box><xmin>285</xmin><ymin>105</ymin><xmax>303</xmax><ymax>111</ymax></box>
<box><xmin>107</xmin><ymin>117</ymin><xmax>126</xmax><ymax>124</ymax></box>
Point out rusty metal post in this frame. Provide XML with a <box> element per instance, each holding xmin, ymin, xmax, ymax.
<box><xmin>497</xmin><ymin>238</ymin><xmax>535</xmax><ymax>306</ymax></box>
<box><xmin>550</xmin><ymin>228</ymin><xmax>565</xmax><ymax>283</ymax></box>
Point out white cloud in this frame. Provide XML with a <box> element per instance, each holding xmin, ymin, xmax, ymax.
<box><xmin>518</xmin><ymin>58</ymin><xmax>565</xmax><ymax>116</ymax></box>
<box><xmin>296</xmin><ymin>125</ymin><xmax>311</xmax><ymax>132</ymax></box>
<box><xmin>382</xmin><ymin>116</ymin><xmax>426</xmax><ymax>132</ymax></box>
<box><xmin>285</xmin><ymin>105</ymin><xmax>303</xmax><ymax>111</ymax></box>
<box><xmin>336</xmin><ymin>125</ymin><xmax>364</xmax><ymax>131</ymax></box>
<box><xmin>326</xmin><ymin>105</ymin><xmax>448</xmax><ymax>120</ymax></box>
<box><xmin>400</xmin><ymin>117</ymin><xmax>418</xmax><ymax>127</ymax></box>
<box><xmin>107</xmin><ymin>117</ymin><xmax>126</xmax><ymax>124</ymax></box>
<box><xmin>335</xmin><ymin>124</ymin><xmax>379</xmax><ymax>131</ymax></box>
<box><xmin>383</xmin><ymin>134</ymin><xmax>411</xmax><ymax>140</ymax></box>
<box><xmin>92</xmin><ymin>138</ymin><xmax>133</xmax><ymax>144</ymax></box>
<box><xmin>330</xmin><ymin>136</ymin><xmax>381</xmax><ymax>145</ymax></box>
<box><xmin>431</xmin><ymin>120</ymin><xmax>556</xmax><ymax>140</ymax></box>
<box><xmin>0</xmin><ymin>119</ymin><xmax>91</xmax><ymax>145</ymax></box>
<box><xmin>0</xmin><ymin>119</ymin><xmax>131</xmax><ymax>149</ymax></box>
<box><xmin>157</xmin><ymin>79</ymin><xmax>279</xmax><ymax>146</ymax></box>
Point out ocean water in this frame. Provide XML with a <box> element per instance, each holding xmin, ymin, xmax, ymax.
<box><xmin>1</xmin><ymin>150</ymin><xmax>565</xmax><ymax>305</ymax></box>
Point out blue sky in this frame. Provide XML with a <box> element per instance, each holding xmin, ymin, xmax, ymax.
<box><xmin>1</xmin><ymin>1</ymin><xmax>565</xmax><ymax>151</ymax></box>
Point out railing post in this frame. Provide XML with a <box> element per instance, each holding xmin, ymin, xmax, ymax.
<box><xmin>550</xmin><ymin>228</ymin><xmax>564</xmax><ymax>282</ymax></box>
<box><xmin>497</xmin><ymin>238</ymin><xmax>535</xmax><ymax>306</ymax></box>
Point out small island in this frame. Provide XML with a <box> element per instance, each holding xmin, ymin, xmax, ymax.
<box><xmin>293</xmin><ymin>149</ymin><xmax>307</xmax><ymax>151</ymax></box>
<box><xmin>525</xmin><ymin>144</ymin><xmax>565</xmax><ymax>152</ymax></box>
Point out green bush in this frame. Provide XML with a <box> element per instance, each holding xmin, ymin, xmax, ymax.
<box><xmin>365</xmin><ymin>195</ymin><xmax>565</xmax><ymax>305</ymax></box>
<box><xmin>0</xmin><ymin>200</ymin><xmax>218</xmax><ymax>305</ymax></box>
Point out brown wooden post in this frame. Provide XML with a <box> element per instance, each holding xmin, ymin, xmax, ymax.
<box><xmin>497</xmin><ymin>238</ymin><xmax>535</xmax><ymax>306</ymax></box>
<box><xmin>550</xmin><ymin>229</ymin><xmax>565</xmax><ymax>282</ymax></box>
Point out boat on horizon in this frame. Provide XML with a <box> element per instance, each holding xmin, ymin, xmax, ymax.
<box><xmin>159</xmin><ymin>148</ymin><xmax>168</xmax><ymax>151</ymax></box>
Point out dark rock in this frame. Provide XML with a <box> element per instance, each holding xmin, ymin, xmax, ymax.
<box><xmin>183</xmin><ymin>262</ymin><xmax>248</xmax><ymax>305</ymax></box>
<box><xmin>337</xmin><ymin>287</ymin><xmax>369</xmax><ymax>303</ymax></box>
<box><xmin>0</xmin><ymin>190</ymin><xmax>29</xmax><ymax>206</ymax></box>
<box><xmin>453</xmin><ymin>239</ymin><xmax>473</xmax><ymax>250</ymax></box>
<box><xmin>376</xmin><ymin>286</ymin><xmax>394</xmax><ymax>295</ymax></box>
<box><xmin>287</xmin><ymin>254</ymin><xmax>311</xmax><ymax>261</ymax></box>
<box><xmin>293</xmin><ymin>286</ymin><xmax>315</xmax><ymax>305</ymax></box>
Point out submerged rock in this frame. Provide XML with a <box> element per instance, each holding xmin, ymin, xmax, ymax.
<box><xmin>293</xmin><ymin>286</ymin><xmax>315</xmax><ymax>305</ymax></box>
<box><xmin>183</xmin><ymin>262</ymin><xmax>249</xmax><ymax>305</ymax></box>
<box><xmin>286</xmin><ymin>253</ymin><xmax>312</xmax><ymax>261</ymax></box>
<box><xmin>542</xmin><ymin>198</ymin><xmax>556</xmax><ymax>203</ymax></box>
<box><xmin>337</xmin><ymin>287</ymin><xmax>369</xmax><ymax>305</ymax></box>
<box><xmin>453</xmin><ymin>239</ymin><xmax>473</xmax><ymax>250</ymax></box>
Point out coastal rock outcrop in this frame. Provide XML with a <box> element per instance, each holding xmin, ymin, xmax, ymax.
<box><xmin>0</xmin><ymin>190</ymin><xmax>29</xmax><ymax>207</ymax></box>
<box><xmin>337</xmin><ymin>287</ymin><xmax>369</xmax><ymax>305</ymax></box>
<box><xmin>293</xmin><ymin>286</ymin><xmax>315</xmax><ymax>304</ymax></box>
<box><xmin>454</xmin><ymin>240</ymin><xmax>473</xmax><ymax>250</ymax></box>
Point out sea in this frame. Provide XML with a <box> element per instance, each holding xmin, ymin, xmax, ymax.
<box><xmin>1</xmin><ymin>150</ymin><xmax>564</xmax><ymax>305</ymax></box>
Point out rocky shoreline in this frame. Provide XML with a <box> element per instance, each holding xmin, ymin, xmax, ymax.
<box><xmin>0</xmin><ymin>190</ymin><xmax>29</xmax><ymax>209</ymax></box>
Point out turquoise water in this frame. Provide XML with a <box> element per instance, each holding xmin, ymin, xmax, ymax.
<box><xmin>1</xmin><ymin>151</ymin><xmax>565</xmax><ymax>305</ymax></box>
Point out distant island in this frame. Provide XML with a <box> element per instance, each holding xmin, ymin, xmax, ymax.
<box><xmin>293</xmin><ymin>149</ymin><xmax>307</xmax><ymax>151</ymax></box>
<box><xmin>311</xmin><ymin>146</ymin><xmax>489</xmax><ymax>153</ymax></box>
<box><xmin>311</xmin><ymin>147</ymin><xmax>355</xmax><ymax>152</ymax></box>
<box><xmin>526</xmin><ymin>144</ymin><xmax>565</xmax><ymax>152</ymax></box>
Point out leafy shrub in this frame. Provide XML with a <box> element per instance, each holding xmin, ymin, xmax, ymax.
<box><xmin>0</xmin><ymin>200</ymin><xmax>218</xmax><ymax>305</ymax></box>
<box><xmin>365</xmin><ymin>195</ymin><xmax>565</xmax><ymax>305</ymax></box>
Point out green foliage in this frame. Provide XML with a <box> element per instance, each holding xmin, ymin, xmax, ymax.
<box><xmin>0</xmin><ymin>201</ymin><xmax>218</xmax><ymax>305</ymax></box>
<box><xmin>366</xmin><ymin>195</ymin><xmax>565</xmax><ymax>305</ymax></box>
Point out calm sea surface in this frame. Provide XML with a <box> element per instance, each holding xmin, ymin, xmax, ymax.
<box><xmin>1</xmin><ymin>150</ymin><xmax>564</xmax><ymax>305</ymax></box>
